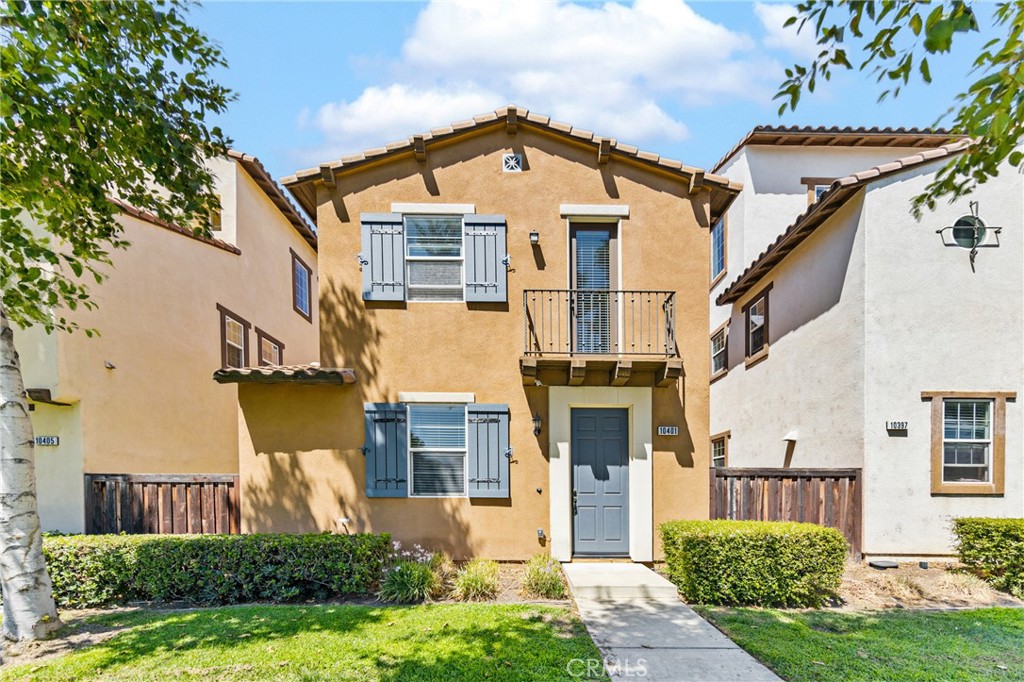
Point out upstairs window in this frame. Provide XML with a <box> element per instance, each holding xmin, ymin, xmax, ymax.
<box><xmin>711</xmin><ymin>218</ymin><xmax>726</xmax><ymax>285</ymax></box>
<box><xmin>291</xmin><ymin>249</ymin><xmax>312</xmax><ymax>322</ymax></box>
<box><xmin>743</xmin><ymin>283</ymin><xmax>771</xmax><ymax>365</ymax></box>
<box><xmin>217</xmin><ymin>304</ymin><xmax>250</xmax><ymax>368</ymax></box>
<box><xmin>802</xmin><ymin>177</ymin><xmax>835</xmax><ymax>205</ymax></box>
<box><xmin>406</xmin><ymin>216</ymin><xmax>464</xmax><ymax>302</ymax></box>
<box><xmin>711</xmin><ymin>325</ymin><xmax>728</xmax><ymax>378</ymax></box>
<box><xmin>256</xmin><ymin>328</ymin><xmax>284</xmax><ymax>366</ymax></box>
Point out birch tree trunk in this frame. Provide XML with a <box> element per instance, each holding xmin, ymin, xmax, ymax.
<box><xmin>0</xmin><ymin>303</ymin><xmax>61</xmax><ymax>641</ymax></box>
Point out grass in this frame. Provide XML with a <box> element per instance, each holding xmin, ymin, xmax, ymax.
<box><xmin>698</xmin><ymin>606</ymin><xmax>1024</xmax><ymax>681</ymax></box>
<box><xmin>2</xmin><ymin>603</ymin><xmax>605</xmax><ymax>681</ymax></box>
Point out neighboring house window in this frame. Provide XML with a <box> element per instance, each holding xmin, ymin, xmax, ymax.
<box><xmin>208</xmin><ymin>203</ymin><xmax>222</xmax><ymax>232</ymax></box>
<box><xmin>409</xmin><ymin>404</ymin><xmax>466</xmax><ymax>497</ymax></box>
<box><xmin>710</xmin><ymin>322</ymin><xmax>728</xmax><ymax>379</ymax></box>
<box><xmin>256</xmin><ymin>328</ymin><xmax>284</xmax><ymax>366</ymax></box>
<box><xmin>710</xmin><ymin>217</ymin><xmax>726</xmax><ymax>286</ymax></box>
<box><xmin>405</xmin><ymin>215</ymin><xmax>464</xmax><ymax>302</ymax></box>
<box><xmin>291</xmin><ymin>249</ymin><xmax>313</xmax><ymax>322</ymax></box>
<box><xmin>217</xmin><ymin>304</ymin><xmax>250</xmax><ymax>368</ymax></box>
<box><xmin>801</xmin><ymin>177</ymin><xmax>835</xmax><ymax>205</ymax></box>
<box><xmin>711</xmin><ymin>432</ymin><xmax>729</xmax><ymax>468</ymax></box>
<box><xmin>924</xmin><ymin>391</ymin><xmax>1014</xmax><ymax>495</ymax></box>
<box><xmin>743</xmin><ymin>283</ymin><xmax>771</xmax><ymax>365</ymax></box>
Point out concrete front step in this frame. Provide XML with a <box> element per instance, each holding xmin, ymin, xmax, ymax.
<box><xmin>562</xmin><ymin>561</ymin><xmax>679</xmax><ymax>599</ymax></box>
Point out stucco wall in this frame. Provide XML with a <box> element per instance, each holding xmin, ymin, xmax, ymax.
<box><xmin>239</xmin><ymin>125</ymin><xmax>711</xmax><ymax>559</ymax></box>
<box><xmin>17</xmin><ymin>156</ymin><xmax>319</xmax><ymax>530</ymax></box>
<box><xmin>860</xmin><ymin>158</ymin><xmax>1024</xmax><ymax>556</ymax></box>
<box><xmin>710</xmin><ymin>195</ymin><xmax>867</xmax><ymax>468</ymax></box>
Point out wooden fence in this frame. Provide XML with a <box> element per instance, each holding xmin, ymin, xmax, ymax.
<box><xmin>84</xmin><ymin>474</ymin><xmax>240</xmax><ymax>535</ymax></box>
<box><xmin>710</xmin><ymin>468</ymin><xmax>862</xmax><ymax>558</ymax></box>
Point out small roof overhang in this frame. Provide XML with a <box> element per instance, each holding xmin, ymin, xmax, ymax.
<box><xmin>213</xmin><ymin>364</ymin><xmax>356</xmax><ymax>385</ymax></box>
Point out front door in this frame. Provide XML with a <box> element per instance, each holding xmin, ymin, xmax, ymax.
<box><xmin>572</xmin><ymin>408</ymin><xmax>629</xmax><ymax>556</ymax></box>
<box><xmin>571</xmin><ymin>224</ymin><xmax>617</xmax><ymax>354</ymax></box>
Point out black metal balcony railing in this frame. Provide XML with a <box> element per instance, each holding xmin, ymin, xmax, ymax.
<box><xmin>523</xmin><ymin>289</ymin><xmax>676</xmax><ymax>356</ymax></box>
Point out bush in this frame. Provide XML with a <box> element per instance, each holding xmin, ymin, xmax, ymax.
<box><xmin>659</xmin><ymin>520</ymin><xmax>847</xmax><ymax>607</ymax></box>
<box><xmin>523</xmin><ymin>554</ymin><xmax>566</xmax><ymax>599</ymax></box>
<box><xmin>429</xmin><ymin>552</ymin><xmax>457</xmax><ymax>599</ymax></box>
<box><xmin>42</xmin><ymin>532</ymin><xmax>392</xmax><ymax>608</ymax></box>
<box><xmin>452</xmin><ymin>558</ymin><xmax>500</xmax><ymax>601</ymax></box>
<box><xmin>953</xmin><ymin>517</ymin><xmax>1024</xmax><ymax>598</ymax></box>
<box><xmin>378</xmin><ymin>560</ymin><xmax>438</xmax><ymax>603</ymax></box>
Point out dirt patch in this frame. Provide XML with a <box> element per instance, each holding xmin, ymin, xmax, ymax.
<box><xmin>836</xmin><ymin>561</ymin><xmax>1024</xmax><ymax>611</ymax></box>
<box><xmin>1</xmin><ymin>607</ymin><xmax>140</xmax><ymax>668</ymax></box>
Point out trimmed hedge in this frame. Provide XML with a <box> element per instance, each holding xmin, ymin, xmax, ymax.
<box><xmin>953</xmin><ymin>517</ymin><xmax>1024</xmax><ymax>598</ymax></box>
<box><xmin>660</xmin><ymin>520</ymin><xmax>847</xmax><ymax>607</ymax></box>
<box><xmin>42</xmin><ymin>532</ymin><xmax>392</xmax><ymax>608</ymax></box>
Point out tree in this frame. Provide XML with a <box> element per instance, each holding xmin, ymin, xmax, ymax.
<box><xmin>0</xmin><ymin>0</ymin><xmax>231</xmax><ymax>641</ymax></box>
<box><xmin>775</xmin><ymin>0</ymin><xmax>1024</xmax><ymax>217</ymax></box>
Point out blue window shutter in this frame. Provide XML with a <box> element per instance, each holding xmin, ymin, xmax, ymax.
<box><xmin>463</xmin><ymin>215</ymin><xmax>507</xmax><ymax>303</ymax></box>
<box><xmin>467</xmin><ymin>403</ymin><xmax>510</xmax><ymax>498</ymax></box>
<box><xmin>360</xmin><ymin>213</ymin><xmax>405</xmax><ymax>301</ymax></box>
<box><xmin>363</xmin><ymin>403</ymin><xmax>408</xmax><ymax>497</ymax></box>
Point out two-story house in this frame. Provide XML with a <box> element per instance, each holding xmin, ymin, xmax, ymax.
<box><xmin>18</xmin><ymin>151</ymin><xmax>319</xmax><ymax>534</ymax></box>
<box><xmin>708</xmin><ymin>127</ymin><xmax>1022</xmax><ymax>558</ymax></box>
<box><xmin>219</xmin><ymin>106</ymin><xmax>739</xmax><ymax>561</ymax></box>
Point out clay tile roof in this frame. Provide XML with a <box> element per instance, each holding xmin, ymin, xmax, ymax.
<box><xmin>227</xmin><ymin>150</ymin><xmax>318</xmax><ymax>250</ymax></box>
<box><xmin>716</xmin><ymin>138</ymin><xmax>972</xmax><ymax>306</ymax></box>
<box><xmin>711</xmin><ymin>125</ymin><xmax>966</xmax><ymax>174</ymax></box>
<box><xmin>281</xmin><ymin>105</ymin><xmax>743</xmax><ymax>225</ymax></box>
<box><xmin>212</xmin><ymin>364</ymin><xmax>357</xmax><ymax>385</ymax></box>
<box><xmin>108</xmin><ymin>197</ymin><xmax>241</xmax><ymax>255</ymax></box>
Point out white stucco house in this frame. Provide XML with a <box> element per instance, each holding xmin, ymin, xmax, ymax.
<box><xmin>708</xmin><ymin>127</ymin><xmax>1023</xmax><ymax>558</ymax></box>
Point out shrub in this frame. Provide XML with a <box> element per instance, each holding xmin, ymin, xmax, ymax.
<box><xmin>659</xmin><ymin>520</ymin><xmax>847</xmax><ymax>607</ymax></box>
<box><xmin>523</xmin><ymin>554</ymin><xmax>566</xmax><ymax>599</ymax></box>
<box><xmin>953</xmin><ymin>517</ymin><xmax>1024</xmax><ymax>598</ymax></box>
<box><xmin>452</xmin><ymin>558</ymin><xmax>500</xmax><ymax>601</ymax></box>
<box><xmin>429</xmin><ymin>552</ymin><xmax>458</xmax><ymax>599</ymax></box>
<box><xmin>378</xmin><ymin>560</ymin><xmax>438</xmax><ymax>603</ymax></box>
<box><xmin>42</xmin><ymin>532</ymin><xmax>392</xmax><ymax>608</ymax></box>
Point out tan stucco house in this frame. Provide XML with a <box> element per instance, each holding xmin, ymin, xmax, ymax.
<box><xmin>19</xmin><ymin>151</ymin><xmax>319</xmax><ymax>534</ymax></box>
<box><xmin>219</xmin><ymin>106</ymin><xmax>740</xmax><ymax>561</ymax></box>
<box><xmin>709</xmin><ymin>127</ymin><xmax>1023</xmax><ymax>558</ymax></box>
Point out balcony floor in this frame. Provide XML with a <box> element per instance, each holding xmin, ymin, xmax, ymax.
<box><xmin>520</xmin><ymin>356</ymin><xmax>682</xmax><ymax>388</ymax></box>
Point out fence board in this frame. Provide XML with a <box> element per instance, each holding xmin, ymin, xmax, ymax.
<box><xmin>84</xmin><ymin>474</ymin><xmax>239</xmax><ymax>535</ymax></box>
<box><xmin>710</xmin><ymin>468</ymin><xmax>862</xmax><ymax>558</ymax></box>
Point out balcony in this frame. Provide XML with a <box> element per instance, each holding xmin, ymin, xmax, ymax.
<box><xmin>521</xmin><ymin>289</ymin><xmax>681</xmax><ymax>387</ymax></box>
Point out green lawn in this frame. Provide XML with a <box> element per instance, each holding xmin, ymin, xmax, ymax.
<box><xmin>698</xmin><ymin>606</ymin><xmax>1024</xmax><ymax>681</ymax></box>
<box><xmin>1</xmin><ymin>603</ymin><xmax>605</xmax><ymax>682</ymax></box>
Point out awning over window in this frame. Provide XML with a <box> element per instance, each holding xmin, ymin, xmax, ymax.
<box><xmin>213</xmin><ymin>364</ymin><xmax>356</xmax><ymax>385</ymax></box>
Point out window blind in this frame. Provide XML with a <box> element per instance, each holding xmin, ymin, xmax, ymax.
<box><xmin>575</xmin><ymin>230</ymin><xmax>611</xmax><ymax>353</ymax></box>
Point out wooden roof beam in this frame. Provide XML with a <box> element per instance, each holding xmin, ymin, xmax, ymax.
<box><xmin>688</xmin><ymin>169</ymin><xmax>705</xmax><ymax>195</ymax></box>
<box><xmin>412</xmin><ymin>134</ymin><xmax>427</xmax><ymax>163</ymax></box>
<box><xmin>597</xmin><ymin>137</ymin><xmax>611</xmax><ymax>165</ymax></box>
<box><xmin>506</xmin><ymin>106</ymin><xmax>518</xmax><ymax>134</ymax></box>
<box><xmin>319</xmin><ymin>164</ymin><xmax>336</xmax><ymax>189</ymax></box>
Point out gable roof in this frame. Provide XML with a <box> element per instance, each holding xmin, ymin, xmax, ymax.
<box><xmin>228</xmin><ymin>150</ymin><xmax>317</xmax><ymax>250</ymax></box>
<box><xmin>712</xmin><ymin>125</ymin><xmax>965</xmax><ymax>175</ymax></box>
<box><xmin>281</xmin><ymin>105</ymin><xmax>742</xmax><ymax>225</ymax></box>
<box><xmin>716</xmin><ymin>138</ymin><xmax>972</xmax><ymax>306</ymax></box>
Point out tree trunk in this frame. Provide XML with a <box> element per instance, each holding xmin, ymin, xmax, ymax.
<box><xmin>0</xmin><ymin>304</ymin><xmax>61</xmax><ymax>641</ymax></box>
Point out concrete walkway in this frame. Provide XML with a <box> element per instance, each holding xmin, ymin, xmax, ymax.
<box><xmin>563</xmin><ymin>563</ymin><xmax>780</xmax><ymax>682</ymax></box>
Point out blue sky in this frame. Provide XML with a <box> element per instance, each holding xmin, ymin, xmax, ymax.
<box><xmin>189</xmin><ymin>1</ymin><xmax>995</xmax><ymax>181</ymax></box>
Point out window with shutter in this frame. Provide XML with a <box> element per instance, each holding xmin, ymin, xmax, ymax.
<box><xmin>360</xmin><ymin>214</ymin><xmax>406</xmax><ymax>301</ymax></box>
<box><xmin>406</xmin><ymin>216</ymin><xmax>464</xmax><ymax>302</ymax></box>
<box><xmin>409</xmin><ymin>404</ymin><xmax>467</xmax><ymax>496</ymax></box>
<box><xmin>363</xmin><ymin>403</ymin><xmax>408</xmax><ymax>497</ymax></box>
<box><xmin>467</xmin><ymin>404</ymin><xmax>510</xmax><ymax>498</ymax></box>
<box><xmin>464</xmin><ymin>215</ymin><xmax>508</xmax><ymax>303</ymax></box>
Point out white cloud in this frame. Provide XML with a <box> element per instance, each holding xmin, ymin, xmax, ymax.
<box><xmin>301</xmin><ymin>0</ymin><xmax>783</xmax><ymax>164</ymax></box>
<box><xmin>755</xmin><ymin>3</ymin><xmax>821</xmax><ymax>61</ymax></box>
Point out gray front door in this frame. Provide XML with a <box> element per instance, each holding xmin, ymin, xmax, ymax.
<box><xmin>572</xmin><ymin>408</ymin><xmax>629</xmax><ymax>556</ymax></box>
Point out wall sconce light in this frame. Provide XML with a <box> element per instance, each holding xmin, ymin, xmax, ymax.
<box><xmin>529</xmin><ymin>231</ymin><xmax>540</xmax><ymax>246</ymax></box>
<box><xmin>532</xmin><ymin>412</ymin><xmax>543</xmax><ymax>436</ymax></box>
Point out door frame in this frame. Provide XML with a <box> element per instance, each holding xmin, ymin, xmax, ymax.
<box><xmin>568</xmin><ymin>222</ymin><xmax>620</xmax><ymax>355</ymax></box>
<box><xmin>569</xmin><ymin>405</ymin><xmax>632</xmax><ymax>558</ymax></box>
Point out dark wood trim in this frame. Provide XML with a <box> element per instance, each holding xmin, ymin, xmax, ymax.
<box><xmin>109</xmin><ymin>197</ymin><xmax>242</xmax><ymax>255</ymax></box>
<box><xmin>86</xmin><ymin>473</ymin><xmax>239</xmax><ymax>484</ymax></box>
<box><xmin>742</xmin><ymin>282</ymin><xmax>772</xmax><ymax>363</ymax></box>
<box><xmin>290</xmin><ymin>248</ymin><xmax>314</xmax><ymax>323</ymax></box>
<box><xmin>710</xmin><ymin>318</ymin><xmax>730</xmax><ymax>383</ymax></box>
<box><xmin>710</xmin><ymin>430</ymin><xmax>730</xmax><ymax>467</ymax></box>
<box><xmin>255</xmin><ymin>327</ymin><xmax>285</xmax><ymax>366</ymax></box>
<box><xmin>709</xmin><ymin>214</ymin><xmax>728</xmax><ymax>290</ymax></box>
<box><xmin>216</xmin><ymin>303</ymin><xmax>251</xmax><ymax>369</ymax></box>
<box><xmin>926</xmin><ymin>392</ymin><xmax>1011</xmax><ymax>496</ymax></box>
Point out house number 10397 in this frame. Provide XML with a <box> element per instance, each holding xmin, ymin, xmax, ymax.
<box><xmin>886</xmin><ymin>421</ymin><xmax>908</xmax><ymax>430</ymax></box>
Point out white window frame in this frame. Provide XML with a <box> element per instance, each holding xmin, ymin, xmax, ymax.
<box><xmin>407</xmin><ymin>403</ymin><xmax>469</xmax><ymax>498</ymax></box>
<box><xmin>259</xmin><ymin>337</ymin><xmax>281</xmax><ymax>366</ymax></box>
<box><xmin>293</xmin><ymin>256</ymin><xmax>312</xmax><ymax>317</ymax></box>
<box><xmin>224</xmin><ymin>317</ymin><xmax>245</xmax><ymax>368</ymax></box>
<box><xmin>747</xmin><ymin>295</ymin><xmax>767</xmax><ymax>357</ymax></box>
<box><xmin>711</xmin><ymin>328</ymin><xmax>727</xmax><ymax>376</ymax></box>
<box><xmin>711</xmin><ymin>219</ymin><xmax>726</xmax><ymax>281</ymax></box>
<box><xmin>711</xmin><ymin>438</ymin><xmax>726</xmax><ymax>468</ymax></box>
<box><xmin>941</xmin><ymin>398</ymin><xmax>993</xmax><ymax>484</ymax></box>
<box><xmin>404</xmin><ymin>214</ymin><xmax>465</xmax><ymax>303</ymax></box>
